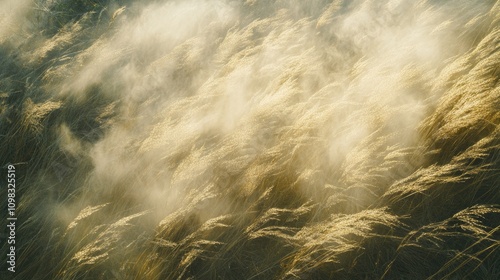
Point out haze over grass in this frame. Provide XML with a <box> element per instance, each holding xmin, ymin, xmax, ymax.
<box><xmin>1</xmin><ymin>0</ymin><xmax>499</xmax><ymax>279</ymax></box>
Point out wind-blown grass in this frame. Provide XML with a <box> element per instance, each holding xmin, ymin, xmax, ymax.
<box><xmin>1</xmin><ymin>0</ymin><xmax>499</xmax><ymax>279</ymax></box>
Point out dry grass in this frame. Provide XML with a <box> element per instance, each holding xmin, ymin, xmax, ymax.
<box><xmin>1</xmin><ymin>0</ymin><xmax>499</xmax><ymax>279</ymax></box>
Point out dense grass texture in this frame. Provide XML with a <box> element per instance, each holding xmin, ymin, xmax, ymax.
<box><xmin>1</xmin><ymin>0</ymin><xmax>499</xmax><ymax>279</ymax></box>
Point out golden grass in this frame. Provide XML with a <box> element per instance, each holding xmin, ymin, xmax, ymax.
<box><xmin>0</xmin><ymin>0</ymin><xmax>499</xmax><ymax>279</ymax></box>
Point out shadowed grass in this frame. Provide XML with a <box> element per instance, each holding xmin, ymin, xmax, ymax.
<box><xmin>1</xmin><ymin>0</ymin><xmax>499</xmax><ymax>279</ymax></box>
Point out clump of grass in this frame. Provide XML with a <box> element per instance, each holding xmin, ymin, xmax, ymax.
<box><xmin>382</xmin><ymin>205</ymin><xmax>500</xmax><ymax>279</ymax></box>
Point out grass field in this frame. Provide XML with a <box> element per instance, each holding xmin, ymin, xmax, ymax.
<box><xmin>1</xmin><ymin>0</ymin><xmax>499</xmax><ymax>279</ymax></box>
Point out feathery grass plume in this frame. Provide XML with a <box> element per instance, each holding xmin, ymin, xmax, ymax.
<box><xmin>20</xmin><ymin>99</ymin><xmax>62</xmax><ymax>136</ymax></box>
<box><xmin>382</xmin><ymin>205</ymin><xmax>500</xmax><ymax>279</ymax></box>
<box><xmin>0</xmin><ymin>0</ymin><xmax>499</xmax><ymax>279</ymax></box>
<box><xmin>282</xmin><ymin>208</ymin><xmax>407</xmax><ymax>279</ymax></box>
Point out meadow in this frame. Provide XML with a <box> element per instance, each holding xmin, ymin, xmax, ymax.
<box><xmin>0</xmin><ymin>0</ymin><xmax>499</xmax><ymax>279</ymax></box>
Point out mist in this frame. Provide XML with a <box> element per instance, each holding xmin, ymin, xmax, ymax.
<box><xmin>1</xmin><ymin>0</ymin><xmax>499</xmax><ymax>279</ymax></box>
